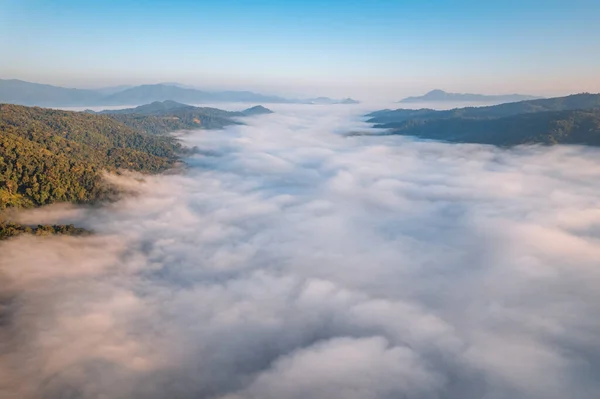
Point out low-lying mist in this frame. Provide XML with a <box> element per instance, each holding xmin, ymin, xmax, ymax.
<box><xmin>1</xmin><ymin>104</ymin><xmax>600</xmax><ymax>399</ymax></box>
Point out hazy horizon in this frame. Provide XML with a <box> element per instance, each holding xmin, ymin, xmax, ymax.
<box><xmin>0</xmin><ymin>76</ymin><xmax>567</xmax><ymax>104</ymax></box>
<box><xmin>2</xmin><ymin>0</ymin><xmax>600</xmax><ymax>101</ymax></box>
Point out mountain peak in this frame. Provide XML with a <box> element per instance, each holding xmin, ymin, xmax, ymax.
<box><xmin>426</xmin><ymin>89</ymin><xmax>447</xmax><ymax>95</ymax></box>
<box><xmin>241</xmin><ymin>105</ymin><xmax>274</xmax><ymax>116</ymax></box>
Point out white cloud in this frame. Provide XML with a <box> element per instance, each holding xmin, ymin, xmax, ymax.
<box><xmin>1</xmin><ymin>104</ymin><xmax>600</xmax><ymax>398</ymax></box>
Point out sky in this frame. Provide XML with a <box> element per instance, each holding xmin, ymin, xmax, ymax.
<box><xmin>1</xmin><ymin>0</ymin><xmax>600</xmax><ymax>100</ymax></box>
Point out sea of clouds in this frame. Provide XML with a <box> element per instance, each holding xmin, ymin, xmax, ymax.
<box><xmin>1</xmin><ymin>104</ymin><xmax>600</xmax><ymax>399</ymax></box>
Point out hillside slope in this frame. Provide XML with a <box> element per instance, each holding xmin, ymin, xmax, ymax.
<box><xmin>368</xmin><ymin>93</ymin><xmax>600</xmax><ymax>125</ymax></box>
<box><xmin>0</xmin><ymin>104</ymin><xmax>182</xmax><ymax>209</ymax></box>
<box><xmin>369</xmin><ymin>109</ymin><xmax>600</xmax><ymax>146</ymax></box>
<box><xmin>96</xmin><ymin>101</ymin><xmax>273</xmax><ymax>133</ymax></box>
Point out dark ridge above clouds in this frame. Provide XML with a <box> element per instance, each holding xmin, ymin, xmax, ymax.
<box><xmin>399</xmin><ymin>89</ymin><xmax>541</xmax><ymax>103</ymax></box>
<box><xmin>95</xmin><ymin>100</ymin><xmax>273</xmax><ymax>117</ymax></box>
<box><xmin>364</xmin><ymin>93</ymin><xmax>600</xmax><ymax>146</ymax></box>
<box><xmin>368</xmin><ymin>93</ymin><xmax>600</xmax><ymax>123</ymax></box>
<box><xmin>92</xmin><ymin>101</ymin><xmax>274</xmax><ymax>132</ymax></box>
<box><xmin>241</xmin><ymin>105</ymin><xmax>275</xmax><ymax>116</ymax></box>
<box><xmin>368</xmin><ymin>109</ymin><xmax>600</xmax><ymax>146</ymax></box>
<box><xmin>96</xmin><ymin>100</ymin><xmax>198</xmax><ymax>115</ymax></box>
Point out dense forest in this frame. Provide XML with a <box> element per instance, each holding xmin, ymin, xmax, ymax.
<box><xmin>366</xmin><ymin>109</ymin><xmax>600</xmax><ymax>146</ymax></box>
<box><xmin>91</xmin><ymin>101</ymin><xmax>273</xmax><ymax>134</ymax></box>
<box><xmin>0</xmin><ymin>104</ymin><xmax>183</xmax><ymax>211</ymax></box>
<box><xmin>368</xmin><ymin>93</ymin><xmax>600</xmax><ymax>125</ymax></box>
<box><xmin>0</xmin><ymin>102</ymin><xmax>275</xmax><ymax>239</ymax></box>
<box><xmin>365</xmin><ymin>93</ymin><xmax>600</xmax><ymax>146</ymax></box>
<box><xmin>0</xmin><ymin>220</ymin><xmax>89</xmax><ymax>239</ymax></box>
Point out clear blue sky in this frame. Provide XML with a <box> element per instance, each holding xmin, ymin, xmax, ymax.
<box><xmin>1</xmin><ymin>0</ymin><xmax>599</xmax><ymax>100</ymax></box>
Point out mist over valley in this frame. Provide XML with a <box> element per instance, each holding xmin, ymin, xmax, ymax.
<box><xmin>2</xmin><ymin>103</ymin><xmax>600</xmax><ymax>398</ymax></box>
<box><xmin>2</xmin><ymin>0</ymin><xmax>600</xmax><ymax>397</ymax></box>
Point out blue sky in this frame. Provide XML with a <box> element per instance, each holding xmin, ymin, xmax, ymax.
<box><xmin>1</xmin><ymin>0</ymin><xmax>599</xmax><ymax>100</ymax></box>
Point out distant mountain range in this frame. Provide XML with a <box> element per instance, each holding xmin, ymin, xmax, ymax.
<box><xmin>399</xmin><ymin>89</ymin><xmax>541</xmax><ymax>104</ymax></box>
<box><xmin>0</xmin><ymin>79</ymin><xmax>359</xmax><ymax>107</ymax></box>
<box><xmin>0</xmin><ymin>79</ymin><xmax>104</xmax><ymax>107</ymax></box>
<box><xmin>364</xmin><ymin>93</ymin><xmax>600</xmax><ymax>146</ymax></box>
<box><xmin>100</xmin><ymin>84</ymin><xmax>292</xmax><ymax>106</ymax></box>
<box><xmin>369</xmin><ymin>93</ymin><xmax>600</xmax><ymax>124</ymax></box>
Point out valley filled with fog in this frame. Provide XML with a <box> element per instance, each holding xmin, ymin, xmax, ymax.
<box><xmin>2</xmin><ymin>104</ymin><xmax>600</xmax><ymax>399</ymax></box>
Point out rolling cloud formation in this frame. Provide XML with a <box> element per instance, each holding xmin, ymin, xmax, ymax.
<box><xmin>1</xmin><ymin>104</ymin><xmax>600</xmax><ymax>399</ymax></box>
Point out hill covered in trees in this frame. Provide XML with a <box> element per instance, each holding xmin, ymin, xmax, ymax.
<box><xmin>368</xmin><ymin>94</ymin><xmax>600</xmax><ymax>125</ymax></box>
<box><xmin>92</xmin><ymin>101</ymin><xmax>274</xmax><ymax>134</ymax></box>
<box><xmin>365</xmin><ymin>109</ymin><xmax>600</xmax><ymax>146</ymax></box>
<box><xmin>364</xmin><ymin>93</ymin><xmax>600</xmax><ymax>146</ymax></box>
<box><xmin>0</xmin><ymin>104</ymin><xmax>183</xmax><ymax>210</ymax></box>
<box><xmin>0</xmin><ymin>101</ymin><xmax>274</xmax><ymax>238</ymax></box>
<box><xmin>240</xmin><ymin>105</ymin><xmax>274</xmax><ymax>116</ymax></box>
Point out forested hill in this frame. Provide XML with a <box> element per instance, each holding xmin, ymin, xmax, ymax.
<box><xmin>100</xmin><ymin>100</ymin><xmax>195</xmax><ymax>115</ymax></box>
<box><xmin>368</xmin><ymin>93</ymin><xmax>600</xmax><ymax>125</ymax></box>
<box><xmin>363</xmin><ymin>93</ymin><xmax>600</xmax><ymax>146</ymax></box>
<box><xmin>366</xmin><ymin>109</ymin><xmax>600</xmax><ymax>146</ymax></box>
<box><xmin>0</xmin><ymin>79</ymin><xmax>294</xmax><ymax>106</ymax></box>
<box><xmin>0</xmin><ymin>104</ymin><xmax>183</xmax><ymax>209</ymax></box>
<box><xmin>92</xmin><ymin>101</ymin><xmax>274</xmax><ymax>134</ymax></box>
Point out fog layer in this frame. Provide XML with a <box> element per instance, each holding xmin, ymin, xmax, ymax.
<box><xmin>1</xmin><ymin>104</ymin><xmax>600</xmax><ymax>399</ymax></box>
